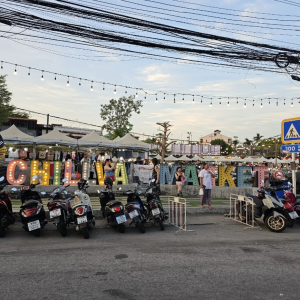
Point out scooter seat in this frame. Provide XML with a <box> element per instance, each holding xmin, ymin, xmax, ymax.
<box><xmin>21</xmin><ymin>200</ymin><xmax>40</xmax><ymax>208</ymax></box>
<box><xmin>106</xmin><ymin>200</ymin><xmax>122</xmax><ymax>207</ymax></box>
<box><xmin>248</xmin><ymin>195</ymin><xmax>264</xmax><ymax>207</ymax></box>
<box><xmin>295</xmin><ymin>198</ymin><xmax>300</xmax><ymax>205</ymax></box>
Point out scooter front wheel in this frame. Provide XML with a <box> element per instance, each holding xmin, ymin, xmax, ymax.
<box><xmin>265</xmin><ymin>214</ymin><xmax>286</xmax><ymax>233</ymax></box>
<box><xmin>136</xmin><ymin>221</ymin><xmax>146</xmax><ymax>233</ymax></box>
<box><xmin>33</xmin><ymin>228</ymin><xmax>40</xmax><ymax>237</ymax></box>
<box><xmin>118</xmin><ymin>223</ymin><xmax>125</xmax><ymax>233</ymax></box>
<box><xmin>157</xmin><ymin>218</ymin><xmax>165</xmax><ymax>231</ymax></box>
<box><xmin>57</xmin><ymin>221</ymin><xmax>67</xmax><ymax>237</ymax></box>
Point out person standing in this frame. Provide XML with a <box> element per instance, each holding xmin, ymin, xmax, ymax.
<box><xmin>199</xmin><ymin>163</ymin><xmax>215</xmax><ymax>209</ymax></box>
<box><xmin>104</xmin><ymin>158</ymin><xmax>116</xmax><ymax>182</ymax></box>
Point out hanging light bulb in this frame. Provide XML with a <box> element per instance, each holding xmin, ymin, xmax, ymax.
<box><xmin>193</xmin><ymin>95</ymin><xmax>195</xmax><ymax>102</ymax></box>
<box><xmin>276</xmin><ymin>101</ymin><xmax>278</xmax><ymax>106</ymax></box>
<box><xmin>144</xmin><ymin>92</ymin><xmax>147</xmax><ymax>100</ymax></box>
<box><xmin>103</xmin><ymin>82</ymin><xmax>105</xmax><ymax>90</ymax></box>
<box><xmin>284</xmin><ymin>98</ymin><xmax>286</xmax><ymax>105</ymax></box>
<box><xmin>125</xmin><ymin>86</ymin><xmax>127</xmax><ymax>94</ymax></box>
<box><xmin>1</xmin><ymin>61</ymin><xmax>3</xmax><ymax>69</ymax></box>
<box><xmin>219</xmin><ymin>98</ymin><xmax>221</xmax><ymax>105</ymax></box>
<box><xmin>182</xmin><ymin>95</ymin><xmax>184</xmax><ymax>101</ymax></box>
<box><xmin>135</xmin><ymin>89</ymin><xmax>138</xmax><ymax>98</ymax></box>
<box><xmin>244</xmin><ymin>102</ymin><xmax>246</xmax><ymax>108</ymax></box>
<box><xmin>14</xmin><ymin>65</ymin><xmax>17</xmax><ymax>75</ymax></box>
<box><xmin>28</xmin><ymin>67</ymin><xmax>31</xmax><ymax>76</ymax></box>
<box><xmin>79</xmin><ymin>78</ymin><xmax>81</xmax><ymax>86</ymax></box>
<box><xmin>268</xmin><ymin>98</ymin><xmax>270</xmax><ymax>104</ymax></box>
<box><xmin>174</xmin><ymin>94</ymin><xmax>176</xmax><ymax>103</ymax></box>
<box><xmin>260</xmin><ymin>100</ymin><xmax>263</xmax><ymax>108</ymax></box>
<box><xmin>164</xmin><ymin>93</ymin><xmax>166</xmax><ymax>100</ymax></box>
<box><xmin>210</xmin><ymin>98</ymin><xmax>212</xmax><ymax>107</ymax></box>
<box><xmin>90</xmin><ymin>81</ymin><xmax>93</xmax><ymax>91</ymax></box>
<box><xmin>155</xmin><ymin>96</ymin><xmax>158</xmax><ymax>103</ymax></box>
<box><xmin>54</xmin><ymin>73</ymin><xmax>57</xmax><ymax>80</ymax></box>
<box><xmin>236</xmin><ymin>97</ymin><xmax>238</xmax><ymax>104</ymax></box>
<box><xmin>41</xmin><ymin>70</ymin><xmax>44</xmax><ymax>81</ymax></box>
<box><xmin>227</xmin><ymin>100</ymin><xmax>230</xmax><ymax>106</ymax></box>
<box><xmin>253</xmin><ymin>100</ymin><xmax>254</xmax><ymax>106</ymax></box>
<box><xmin>114</xmin><ymin>85</ymin><xmax>116</xmax><ymax>94</ymax></box>
<box><xmin>66</xmin><ymin>76</ymin><xmax>70</xmax><ymax>86</ymax></box>
<box><xmin>291</xmin><ymin>101</ymin><xmax>294</xmax><ymax>107</ymax></box>
<box><xmin>201</xmin><ymin>96</ymin><xmax>203</xmax><ymax>104</ymax></box>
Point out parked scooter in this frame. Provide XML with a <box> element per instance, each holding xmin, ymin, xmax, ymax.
<box><xmin>256</xmin><ymin>186</ymin><xmax>296</xmax><ymax>228</ymax></box>
<box><xmin>124</xmin><ymin>189</ymin><xmax>147</xmax><ymax>233</ymax></box>
<box><xmin>244</xmin><ymin>185</ymin><xmax>287</xmax><ymax>232</ymax></box>
<box><xmin>98</xmin><ymin>177</ymin><xmax>127</xmax><ymax>233</ymax></box>
<box><xmin>72</xmin><ymin>178</ymin><xmax>95</xmax><ymax>239</ymax></box>
<box><xmin>13</xmin><ymin>176</ymin><xmax>47</xmax><ymax>237</ymax></box>
<box><xmin>144</xmin><ymin>179</ymin><xmax>167</xmax><ymax>231</ymax></box>
<box><xmin>0</xmin><ymin>176</ymin><xmax>15</xmax><ymax>237</ymax></box>
<box><xmin>47</xmin><ymin>178</ymin><xmax>73</xmax><ymax>237</ymax></box>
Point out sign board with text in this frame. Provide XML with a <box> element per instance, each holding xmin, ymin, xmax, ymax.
<box><xmin>281</xmin><ymin>117</ymin><xmax>300</xmax><ymax>144</ymax></box>
<box><xmin>281</xmin><ymin>144</ymin><xmax>300</xmax><ymax>153</ymax></box>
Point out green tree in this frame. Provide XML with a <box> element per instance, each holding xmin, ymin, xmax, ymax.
<box><xmin>0</xmin><ymin>75</ymin><xmax>29</xmax><ymax>128</ymax></box>
<box><xmin>244</xmin><ymin>138</ymin><xmax>254</xmax><ymax>155</ymax></box>
<box><xmin>211</xmin><ymin>139</ymin><xmax>232</xmax><ymax>155</ymax></box>
<box><xmin>253</xmin><ymin>133</ymin><xmax>263</xmax><ymax>143</ymax></box>
<box><xmin>100</xmin><ymin>96</ymin><xmax>143</xmax><ymax>139</ymax></box>
<box><xmin>232</xmin><ymin>139</ymin><xmax>239</xmax><ymax>153</ymax></box>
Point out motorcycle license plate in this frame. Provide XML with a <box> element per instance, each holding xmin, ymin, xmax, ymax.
<box><xmin>28</xmin><ymin>220</ymin><xmax>41</xmax><ymax>231</ymax></box>
<box><xmin>128</xmin><ymin>209</ymin><xmax>139</xmax><ymax>219</ymax></box>
<box><xmin>77</xmin><ymin>216</ymin><xmax>87</xmax><ymax>224</ymax></box>
<box><xmin>50</xmin><ymin>209</ymin><xmax>61</xmax><ymax>218</ymax></box>
<box><xmin>116</xmin><ymin>214</ymin><xmax>126</xmax><ymax>224</ymax></box>
<box><xmin>152</xmin><ymin>208</ymin><xmax>160</xmax><ymax>216</ymax></box>
<box><xmin>289</xmin><ymin>211</ymin><xmax>298</xmax><ymax>219</ymax></box>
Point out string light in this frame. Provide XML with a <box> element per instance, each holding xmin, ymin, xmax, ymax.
<box><xmin>90</xmin><ymin>81</ymin><xmax>93</xmax><ymax>91</ymax></box>
<box><xmin>164</xmin><ymin>93</ymin><xmax>166</xmax><ymax>100</ymax></box>
<box><xmin>54</xmin><ymin>73</ymin><xmax>57</xmax><ymax>80</ymax></box>
<box><xmin>227</xmin><ymin>99</ymin><xmax>230</xmax><ymax>106</ymax></box>
<box><xmin>182</xmin><ymin>95</ymin><xmax>184</xmax><ymax>101</ymax></box>
<box><xmin>291</xmin><ymin>101</ymin><xmax>294</xmax><ymax>107</ymax></box>
<box><xmin>174</xmin><ymin>94</ymin><xmax>176</xmax><ymax>104</ymax></box>
<box><xmin>201</xmin><ymin>96</ymin><xmax>203</xmax><ymax>104</ymax></box>
<box><xmin>210</xmin><ymin>98</ymin><xmax>212</xmax><ymax>107</ymax></box>
<box><xmin>260</xmin><ymin>100</ymin><xmax>263</xmax><ymax>108</ymax></box>
<box><xmin>193</xmin><ymin>95</ymin><xmax>194</xmax><ymax>102</ymax></box>
<box><xmin>135</xmin><ymin>89</ymin><xmax>138</xmax><ymax>98</ymax></box>
<box><xmin>268</xmin><ymin>98</ymin><xmax>270</xmax><ymax>104</ymax></box>
<box><xmin>253</xmin><ymin>100</ymin><xmax>254</xmax><ymax>106</ymax></box>
<box><xmin>66</xmin><ymin>76</ymin><xmax>69</xmax><ymax>86</ymax></box>
<box><xmin>114</xmin><ymin>84</ymin><xmax>116</xmax><ymax>94</ymax></box>
<box><xmin>155</xmin><ymin>96</ymin><xmax>158</xmax><ymax>103</ymax></box>
<box><xmin>144</xmin><ymin>92</ymin><xmax>147</xmax><ymax>100</ymax></box>
<box><xmin>244</xmin><ymin>101</ymin><xmax>246</xmax><ymax>108</ymax></box>
<box><xmin>103</xmin><ymin>82</ymin><xmax>105</xmax><ymax>90</ymax></box>
<box><xmin>14</xmin><ymin>65</ymin><xmax>17</xmax><ymax>75</ymax></box>
<box><xmin>236</xmin><ymin>97</ymin><xmax>238</xmax><ymax>104</ymax></box>
<box><xmin>284</xmin><ymin>98</ymin><xmax>286</xmax><ymax>105</ymax></box>
<box><xmin>41</xmin><ymin>70</ymin><xmax>44</xmax><ymax>81</ymax></box>
<box><xmin>1</xmin><ymin>61</ymin><xmax>3</xmax><ymax>69</ymax></box>
<box><xmin>219</xmin><ymin>98</ymin><xmax>222</xmax><ymax>105</ymax></box>
<box><xmin>28</xmin><ymin>67</ymin><xmax>30</xmax><ymax>76</ymax></box>
<box><xmin>125</xmin><ymin>86</ymin><xmax>127</xmax><ymax>94</ymax></box>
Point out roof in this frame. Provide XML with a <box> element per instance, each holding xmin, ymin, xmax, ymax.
<box><xmin>116</xmin><ymin>133</ymin><xmax>150</xmax><ymax>151</ymax></box>
<box><xmin>34</xmin><ymin>128</ymin><xmax>77</xmax><ymax>146</ymax></box>
<box><xmin>8</xmin><ymin>117</ymin><xmax>37</xmax><ymax>121</ymax></box>
<box><xmin>0</xmin><ymin>125</ymin><xmax>34</xmax><ymax>144</ymax></box>
<box><xmin>78</xmin><ymin>131</ymin><xmax>115</xmax><ymax>148</ymax></box>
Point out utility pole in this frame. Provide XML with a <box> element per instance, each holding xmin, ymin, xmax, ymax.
<box><xmin>46</xmin><ymin>114</ymin><xmax>50</xmax><ymax>133</ymax></box>
<box><xmin>156</xmin><ymin>122</ymin><xmax>176</xmax><ymax>163</ymax></box>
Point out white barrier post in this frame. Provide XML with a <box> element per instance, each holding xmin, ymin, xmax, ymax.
<box><xmin>168</xmin><ymin>196</ymin><xmax>194</xmax><ymax>234</ymax></box>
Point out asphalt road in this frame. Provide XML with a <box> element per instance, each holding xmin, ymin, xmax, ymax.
<box><xmin>1</xmin><ymin>215</ymin><xmax>300</xmax><ymax>300</ymax></box>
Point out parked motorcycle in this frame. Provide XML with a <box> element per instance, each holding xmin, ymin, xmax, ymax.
<box><xmin>256</xmin><ymin>186</ymin><xmax>296</xmax><ymax>228</ymax></box>
<box><xmin>124</xmin><ymin>189</ymin><xmax>147</xmax><ymax>233</ymax></box>
<box><xmin>72</xmin><ymin>178</ymin><xmax>95</xmax><ymax>239</ymax></box>
<box><xmin>47</xmin><ymin>178</ymin><xmax>73</xmax><ymax>237</ymax></box>
<box><xmin>0</xmin><ymin>176</ymin><xmax>15</xmax><ymax>237</ymax></box>
<box><xmin>13</xmin><ymin>176</ymin><xmax>47</xmax><ymax>237</ymax></box>
<box><xmin>244</xmin><ymin>186</ymin><xmax>287</xmax><ymax>232</ymax></box>
<box><xmin>144</xmin><ymin>179</ymin><xmax>167</xmax><ymax>231</ymax></box>
<box><xmin>99</xmin><ymin>177</ymin><xmax>127</xmax><ymax>233</ymax></box>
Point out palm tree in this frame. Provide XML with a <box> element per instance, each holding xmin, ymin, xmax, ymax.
<box><xmin>232</xmin><ymin>139</ymin><xmax>239</xmax><ymax>154</ymax></box>
<box><xmin>244</xmin><ymin>138</ymin><xmax>253</xmax><ymax>155</ymax></box>
<box><xmin>253</xmin><ymin>133</ymin><xmax>264</xmax><ymax>155</ymax></box>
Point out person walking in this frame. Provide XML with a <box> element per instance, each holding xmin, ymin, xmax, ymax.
<box><xmin>175</xmin><ymin>167</ymin><xmax>186</xmax><ymax>196</ymax></box>
<box><xmin>199</xmin><ymin>163</ymin><xmax>215</xmax><ymax>209</ymax></box>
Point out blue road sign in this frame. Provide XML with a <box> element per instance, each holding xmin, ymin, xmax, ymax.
<box><xmin>281</xmin><ymin>144</ymin><xmax>300</xmax><ymax>153</ymax></box>
<box><xmin>281</xmin><ymin>117</ymin><xmax>300</xmax><ymax>144</ymax></box>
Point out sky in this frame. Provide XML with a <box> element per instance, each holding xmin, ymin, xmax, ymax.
<box><xmin>1</xmin><ymin>0</ymin><xmax>300</xmax><ymax>144</ymax></box>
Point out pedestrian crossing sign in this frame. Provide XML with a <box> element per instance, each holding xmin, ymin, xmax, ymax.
<box><xmin>282</xmin><ymin>117</ymin><xmax>300</xmax><ymax>144</ymax></box>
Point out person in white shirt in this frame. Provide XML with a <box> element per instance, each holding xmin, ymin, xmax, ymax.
<box><xmin>199</xmin><ymin>163</ymin><xmax>215</xmax><ymax>209</ymax></box>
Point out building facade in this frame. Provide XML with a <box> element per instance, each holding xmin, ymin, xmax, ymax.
<box><xmin>200</xmin><ymin>130</ymin><xmax>232</xmax><ymax>144</ymax></box>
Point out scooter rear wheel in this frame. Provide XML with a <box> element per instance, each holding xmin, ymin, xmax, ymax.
<box><xmin>136</xmin><ymin>221</ymin><xmax>146</xmax><ymax>233</ymax></box>
<box><xmin>158</xmin><ymin>218</ymin><xmax>165</xmax><ymax>231</ymax></box>
<box><xmin>57</xmin><ymin>221</ymin><xmax>67</xmax><ymax>237</ymax></box>
<box><xmin>82</xmin><ymin>226</ymin><xmax>90</xmax><ymax>239</ymax></box>
<box><xmin>119</xmin><ymin>223</ymin><xmax>125</xmax><ymax>233</ymax></box>
<box><xmin>0</xmin><ymin>225</ymin><xmax>6</xmax><ymax>238</ymax></box>
<box><xmin>265</xmin><ymin>214</ymin><xmax>286</xmax><ymax>232</ymax></box>
<box><xmin>33</xmin><ymin>228</ymin><xmax>40</xmax><ymax>237</ymax></box>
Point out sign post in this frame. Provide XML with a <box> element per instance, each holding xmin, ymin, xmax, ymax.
<box><xmin>282</xmin><ymin>117</ymin><xmax>300</xmax><ymax>195</ymax></box>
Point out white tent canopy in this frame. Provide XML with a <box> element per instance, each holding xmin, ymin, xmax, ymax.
<box><xmin>243</xmin><ymin>157</ymin><xmax>254</xmax><ymax>163</ymax></box>
<box><xmin>192</xmin><ymin>155</ymin><xmax>205</xmax><ymax>161</ymax></box>
<box><xmin>215</xmin><ymin>156</ymin><xmax>230</xmax><ymax>162</ymax></box>
<box><xmin>257</xmin><ymin>156</ymin><xmax>268</xmax><ymax>163</ymax></box>
<box><xmin>34</xmin><ymin>128</ymin><xmax>77</xmax><ymax>146</ymax></box>
<box><xmin>116</xmin><ymin>133</ymin><xmax>150</xmax><ymax>151</ymax></box>
<box><xmin>164</xmin><ymin>155</ymin><xmax>178</xmax><ymax>161</ymax></box>
<box><xmin>178</xmin><ymin>155</ymin><xmax>191</xmax><ymax>161</ymax></box>
<box><xmin>230</xmin><ymin>156</ymin><xmax>243</xmax><ymax>162</ymax></box>
<box><xmin>154</xmin><ymin>154</ymin><xmax>161</xmax><ymax>159</ymax></box>
<box><xmin>114</xmin><ymin>136</ymin><xmax>120</xmax><ymax>141</ymax></box>
<box><xmin>78</xmin><ymin>131</ymin><xmax>114</xmax><ymax>148</ymax></box>
<box><xmin>0</xmin><ymin>125</ymin><xmax>34</xmax><ymax>144</ymax></box>
<box><xmin>203</xmin><ymin>156</ymin><xmax>216</xmax><ymax>161</ymax></box>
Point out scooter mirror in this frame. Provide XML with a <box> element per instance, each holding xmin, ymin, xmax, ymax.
<box><xmin>11</xmin><ymin>188</ymin><xmax>17</xmax><ymax>192</ymax></box>
<box><xmin>41</xmin><ymin>192</ymin><xmax>46</xmax><ymax>195</ymax></box>
<box><xmin>32</xmin><ymin>175</ymin><xmax>38</xmax><ymax>180</ymax></box>
<box><xmin>0</xmin><ymin>176</ymin><xmax>4</xmax><ymax>182</ymax></box>
<box><xmin>62</xmin><ymin>178</ymin><xmax>67</xmax><ymax>183</ymax></box>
